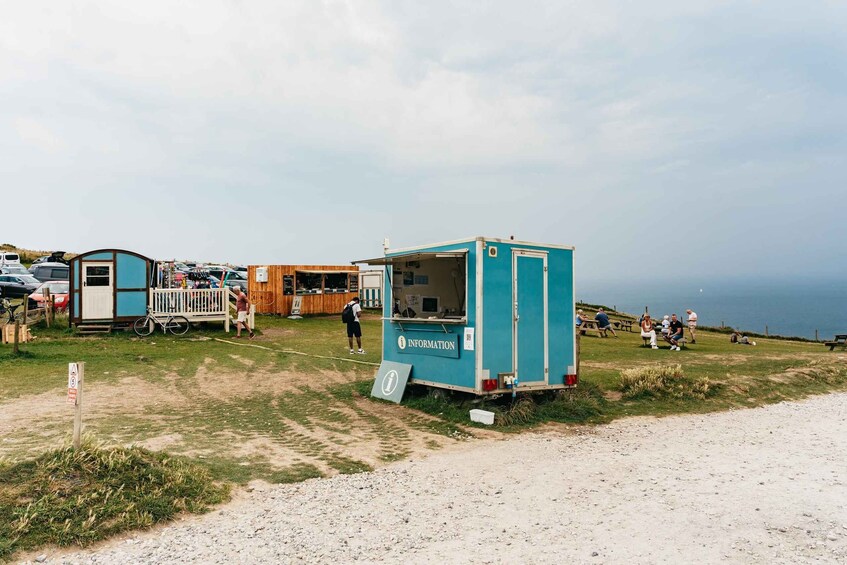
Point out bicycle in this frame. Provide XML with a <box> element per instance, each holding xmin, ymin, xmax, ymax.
<box><xmin>133</xmin><ymin>307</ymin><xmax>190</xmax><ymax>337</ymax></box>
<box><xmin>0</xmin><ymin>298</ymin><xmax>21</xmax><ymax>324</ymax></box>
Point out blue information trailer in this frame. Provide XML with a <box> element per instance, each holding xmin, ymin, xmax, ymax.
<box><xmin>355</xmin><ymin>237</ymin><xmax>578</xmax><ymax>396</ymax></box>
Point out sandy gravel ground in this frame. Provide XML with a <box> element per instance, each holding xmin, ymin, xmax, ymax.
<box><xmin>25</xmin><ymin>392</ymin><xmax>847</xmax><ymax>564</ymax></box>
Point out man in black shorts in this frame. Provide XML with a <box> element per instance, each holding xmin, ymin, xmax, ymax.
<box><xmin>664</xmin><ymin>313</ymin><xmax>685</xmax><ymax>351</ymax></box>
<box><xmin>346</xmin><ymin>297</ymin><xmax>364</xmax><ymax>354</ymax></box>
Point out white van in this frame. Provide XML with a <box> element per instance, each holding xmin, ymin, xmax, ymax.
<box><xmin>0</xmin><ymin>251</ymin><xmax>22</xmax><ymax>266</ymax></box>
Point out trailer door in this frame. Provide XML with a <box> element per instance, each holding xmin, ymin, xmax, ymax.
<box><xmin>513</xmin><ymin>250</ymin><xmax>548</xmax><ymax>384</ymax></box>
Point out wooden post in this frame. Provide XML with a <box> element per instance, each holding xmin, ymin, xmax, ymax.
<box><xmin>575</xmin><ymin>333</ymin><xmax>581</xmax><ymax>376</ymax></box>
<box><xmin>45</xmin><ymin>288</ymin><xmax>52</xmax><ymax>328</ymax></box>
<box><xmin>13</xmin><ymin>318</ymin><xmax>20</xmax><ymax>354</ymax></box>
<box><xmin>765</xmin><ymin>325</ymin><xmax>769</xmax><ymax>337</ymax></box>
<box><xmin>815</xmin><ymin>329</ymin><xmax>819</xmax><ymax>342</ymax></box>
<box><xmin>73</xmin><ymin>362</ymin><xmax>84</xmax><ymax>450</ymax></box>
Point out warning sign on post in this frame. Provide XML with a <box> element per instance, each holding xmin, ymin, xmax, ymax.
<box><xmin>68</xmin><ymin>363</ymin><xmax>79</xmax><ymax>405</ymax></box>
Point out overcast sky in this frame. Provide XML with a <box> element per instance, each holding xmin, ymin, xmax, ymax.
<box><xmin>2</xmin><ymin>1</ymin><xmax>844</xmax><ymax>283</ymax></box>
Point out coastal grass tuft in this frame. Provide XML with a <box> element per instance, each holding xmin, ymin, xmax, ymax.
<box><xmin>0</xmin><ymin>441</ymin><xmax>229</xmax><ymax>560</ymax></box>
<box><xmin>619</xmin><ymin>364</ymin><xmax>720</xmax><ymax>400</ymax></box>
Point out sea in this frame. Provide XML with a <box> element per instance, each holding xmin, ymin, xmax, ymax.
<box><xmin>577</xmin><ymin>277</ymin><xmax>846</xmax><ymax>341</ymax></box>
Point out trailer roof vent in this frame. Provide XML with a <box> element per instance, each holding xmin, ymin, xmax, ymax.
<box><xmin>488</xmin><ymin>246</ymin><xmax>498</xmax><ymax>258</ymax></box>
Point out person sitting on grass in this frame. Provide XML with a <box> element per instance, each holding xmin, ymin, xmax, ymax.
<box><xmin>640</xmin><ymin>314</ymin><xmax>658</xmax><ymax>349</ymax></box>
<box><xmin>730</xmin><ymin>331</ymin><xmax>756</xmax><ymax>345</ymax></box>
<box><xmin>664</xmin><ymin>313</ymin><xmax>684</xmax><ymax>350</ymax></box>
<box><xmin>595</xmin><ymin>308</ymin><xmax>617</xmax><ymax>337</ymax></box>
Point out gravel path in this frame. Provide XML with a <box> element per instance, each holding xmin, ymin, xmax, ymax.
<box><xmin>26</xmin><ymin>393</ymin><xmax>847</xmax><ymax>564</ymax></box>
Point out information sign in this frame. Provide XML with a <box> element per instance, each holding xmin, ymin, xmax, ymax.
<box><xmin>370</xmin><ymin>361</ymin><xmax>412</xmax><ymax>403</ymax></box>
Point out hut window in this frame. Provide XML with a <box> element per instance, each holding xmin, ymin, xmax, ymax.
<box><xmin>295</xmin><ymin>272</ymin><xmax>323</xmax><ymax>294</ymax></box>
<box><xmin>323</xmin><ymin>273</ymin><xmax>349</xmax><ymax>293</ymax></box>
<box><xmin>85</xmin><ymin>266</ymin><xmax>111</xmax><ymax>287</ymax></box>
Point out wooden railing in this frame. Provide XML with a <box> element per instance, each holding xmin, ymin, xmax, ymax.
<box><xmin>151</xmin><ymin>288</ymin><xmax>230</xmax><ymax>330</ymax></box>
<box><xmin>151</xmin><ymin>288</ymin><xmax>254</xmax><ymax>332</ymax></box>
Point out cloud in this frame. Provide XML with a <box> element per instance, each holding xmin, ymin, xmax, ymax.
<box><xmin>14</xmin><ymin>117</ymin><xmax>64</xmax><ymax>152</ymax></box>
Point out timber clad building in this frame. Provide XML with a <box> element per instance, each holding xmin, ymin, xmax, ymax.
<box><xmin>247</xmin><ymin>264</ymin><xmax>360</xmax><ymax>316</ymax></box>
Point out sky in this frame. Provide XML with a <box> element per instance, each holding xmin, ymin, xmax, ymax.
<box><xmin>1</xmin><ymin>1</ymin><xmax>845</xmax><ymax>283</ymax></box>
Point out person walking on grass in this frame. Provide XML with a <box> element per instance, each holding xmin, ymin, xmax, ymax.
<box><xmin>686</xmin><ymin>309</ymin><xmax>698</xmax><ymax>343</ymax></box>
<box><xmin>595</xmin><ymin>308</ymin><xmax>617</xmax><ymax>337</ymax></box>
<box><xmin>640</xmin><ymin>314</ymin><xmax>659</xmax><ymax>349</ymax></box>
<box><xmin>233</xmin><ymin>286</ymin><xmax>254</xmax><ymax>339</ymax></box>
<box><xmin>346</xmin><ymin>296</ymin><xmax>365</xmax><ymax>354</ymax></box>
<box><xmin>664</xmin><ymin>313</ymin><xmax>684</xmax><ymax>350</ymax></box>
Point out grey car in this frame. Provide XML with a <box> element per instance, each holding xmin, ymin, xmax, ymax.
<box><xmin>29</xmin><ymin>262</ymin><xmax>70</xmax><ymax>282</ymax></box>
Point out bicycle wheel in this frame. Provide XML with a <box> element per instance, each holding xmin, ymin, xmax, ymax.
<box><xmin>133</xmin><ymin>316</ymin><xmax>154</xmax><ymax>337</ymax></box>
<box><xmin>167</xmin><ymin>316</ymin><xmax>190</xmax><ymax>335</ymax></box>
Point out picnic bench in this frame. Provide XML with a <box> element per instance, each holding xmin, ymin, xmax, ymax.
<box><xmin>614</xmin><ymin>319</ymin><xmax>634</xmax><ymax>332</ymax></box>
<box><xmin>641</xmin><ymin>335</ymin><xmax>687</xmax><ymax>349</ymax></box>
<box><xmin>578</xmin><ymin>319</ymin><xmax>608</xmax><ymax>337</ymax></box>
<box><xmin>824</xmin><ymin>334</ymin><xmax>847</xmax><ymax>351</ymax></box>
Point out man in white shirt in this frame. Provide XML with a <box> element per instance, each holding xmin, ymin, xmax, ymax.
<box><xmin>686</xmin><ymin>309</ymin><xmax>698</xmax><ymax>343</ymax></box>
<box><xmin>346</xmin><ymin>297</ymin><xmax>365</xmax><ymax>354</ymax></box>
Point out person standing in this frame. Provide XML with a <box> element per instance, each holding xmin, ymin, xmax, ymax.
<box><xmin>640</xmin><ymin>314</ymin><xmax>658</xmax><ymax>349</ymax></box>
<box><xmin>346</xmin><ymin>296</ymin><xmax>364</xmax><ymax>354</ymax></box>
<box><xmin>595</xmin><ymin>308</ymin><xmax>617</xmax><ymax>337</ymax></box>
<box><xmin>664</xmin><ymin>313</ymin><xmax>684</xmax><ymax>350</ymax></box>
<box><xmin>686</xmin><ymin>309</ymin><xmax>698</xmax><ymax>343</ymax></box>
<box><xmin>233</xmin><ymin>286</ymin><xmax>254</xmax><ymax>339</ymax></box>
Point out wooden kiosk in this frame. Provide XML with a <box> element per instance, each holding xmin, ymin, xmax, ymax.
<box><xmin>247</xmin><ymin>265</ymin><xmax>360</xmax><ymax>316</ymax></box>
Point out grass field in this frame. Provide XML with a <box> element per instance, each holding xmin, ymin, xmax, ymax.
<box><xmin>1</xmin><ymin>311</ymin><xmax>845</xmax><ymax>486</ymax></box>
<box><xmin>1</xmin><ymin>309</ymin><xmax>845</xmax><ymax>559</ymax></box>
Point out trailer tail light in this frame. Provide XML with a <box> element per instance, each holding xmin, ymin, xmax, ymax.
<box><xmin>482</xmin><ymin>378</ymin><xmax>498</xmax><ymax>392</ymax></box>
<box><xmin>565</xmin><ymin>374</ymin><xmax>578</xmax><ymax>386</ymax></box>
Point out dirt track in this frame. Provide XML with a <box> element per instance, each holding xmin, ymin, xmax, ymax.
<box><xmin>27</xmin><ymin>392</ymin><xmax>847</xmax><ymax>564</ymax></box>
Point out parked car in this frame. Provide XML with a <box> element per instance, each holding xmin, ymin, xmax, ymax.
<box><xmin>0</xmin><ymin>251</ymin><xmax>22</xmax><ymax>266</ymax></box>
<box><xmin>1</xmin><ymin>265</ymin><xmax>30</xmax><ymax>276</ymax></box>
<box><xmin>29</xmin><ymin>262</ymin><xmax>70</xmax><ymax>282</ymax></box>
<box><xmin>0</xmin><ymin>274</ymin><xmax>41</xmax><ymax>298</ymax></box>
<box><xmin>223</xmin><ymin>271</ymin><xmax>249</xmax><ymax>290</ymax></box>
<box><xmin>32</xmin><ymin>251</ymin><xmax>69</xmax><ymax>265</ymax></box>
<box><xmin>30</xmin><ymin>280</ymin><xmax>70</xmax><ymax>312</ymax></box>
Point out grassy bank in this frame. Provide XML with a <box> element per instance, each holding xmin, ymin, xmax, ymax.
<box><xmin>0</xmin><ymin>441</ymin><xmax>228</xmax><ymax>560</ymax></box>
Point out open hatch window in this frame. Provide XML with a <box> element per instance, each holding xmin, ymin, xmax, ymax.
<box><xmin>353</xmin><ymin>250</ymin><xmax>467</xmax><ymax>322</ymax></box>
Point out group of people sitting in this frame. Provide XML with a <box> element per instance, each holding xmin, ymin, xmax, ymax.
<box><xmin>639</xmin><ymin>309</ymin><xmax>697</xmax><ymax>351</ymax></box>
<box><xmin>575</xmin><ymin>308</ymin><xmax>618</xmax><ymax>337</ymax></box>
<box><xmin>575</xmin><ymin>307</ymin><xmax>698</xmax><ymax>351</ymax></box>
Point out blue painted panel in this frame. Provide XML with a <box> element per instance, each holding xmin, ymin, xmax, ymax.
<box><xmin>481</xmin><ymin>243</ymin><xmax>515</xmax><ymax>380</ymax></box>
<box><xmin>383</xmin><ymin>240</ymin><xmax>476</xmax><ymax>390</ymax></box>
<box><xmin>73</xmin><ymin>293</ymin><xmax>79</xmax><ymax>316</ymax></box>
<box><xmin>116</xmin><ymin>291</ymin><xmax>148</xmax><ymax>317</ymax></box>
<box><xmin>116</xmin><ymin>254</ymin><xmax>148</xmax><ymax>289</ymax></box>
<box><xmin>483</xmin><ymin>241</ymin><xmax>575</xmax><ymax>386</ymax></box>
<box><xmin>73</xmin><ymin>261</ymin><xmax>80</xmax><ymax>288</ymax></box>
<box><xmin>545</xmin><ymin>247</ymin><xmax>575</xmax><ymax>384</ymax></box>
<box><xmin>84</xmin><ymin>252</ymin><xmax>113</xmax><ymax>260</ymax></box>
<box><xmin>516</xmin><ymin>255</ymin><xmax>545</xmax><ymax>382</ymax></box>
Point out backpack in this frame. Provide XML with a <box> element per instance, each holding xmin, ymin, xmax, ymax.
<box><xmin>341</xmin><ymin>303</ymin><xmax>355</xmax><ymax>323</ymax></box>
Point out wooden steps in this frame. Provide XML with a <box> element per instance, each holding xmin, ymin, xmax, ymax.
<box><xmin>77</xmin><ymin>324</ymin><xmax>113</xmax><ymax>334</ymax></box>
